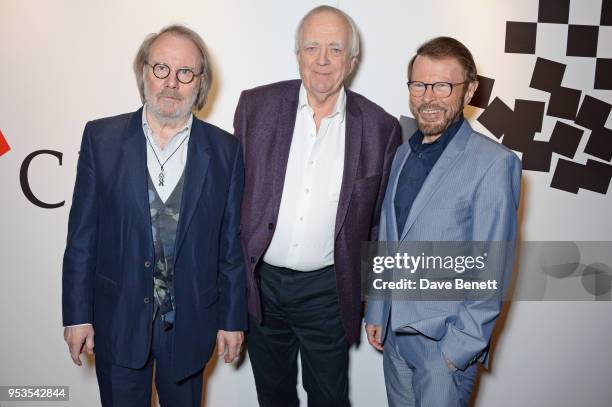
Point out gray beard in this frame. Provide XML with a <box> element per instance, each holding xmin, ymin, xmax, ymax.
<box><xmin>413</xmin><ymin>101</ymin><xmax>465</xmax><ymax>137</ymax></box>
<box><xmin>143</xmin><ymin>82</ymin><xmax>197</xmax><ymax>126</ymax></box>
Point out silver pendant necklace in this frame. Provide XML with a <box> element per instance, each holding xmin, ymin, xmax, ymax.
<box><xmin>145</xmin><ymin>134</ymin><xmax>189</xmax><ymax>186</ymax></box>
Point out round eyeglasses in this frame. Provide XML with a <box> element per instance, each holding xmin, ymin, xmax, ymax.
<box><xmin>406</xmin><ymin>81</ymin><xmax>468</xmax><ymax>98</ymax></box>
<box><xmin>146</xmin><ymin>62</ymin><xmax>202</xmax><ymax>84</ymax></box>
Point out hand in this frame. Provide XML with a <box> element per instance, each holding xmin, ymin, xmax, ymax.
<box><xmin>64</xmin><ymin>325</ymin><xmax>95</xmax><ymax>366</ymax></box>
<box><xmin>365</xmin><ymin>323</ymin><xmax>383</xmax><ymax>351</ymax></box>
<box><xmin>216</xmin><ymin>330</ymin><xmax>244</xmax><ymax>363</ymax></box>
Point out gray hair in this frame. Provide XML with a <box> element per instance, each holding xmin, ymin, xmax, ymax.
<box><xmin>133</xmin><ymin>24</ymin><xmax>213</xmax><ymax>111</ymax></box>
<box><xmin>294</xmin><ymin>5</ymin><xmax>360</xmax><ymax>60</ymax></box>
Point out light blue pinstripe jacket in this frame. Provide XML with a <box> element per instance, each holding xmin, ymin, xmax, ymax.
<box><xmin>365</xmin><ymin>120</ymin><xmax>521</xmax><ymax>370</ymax></box>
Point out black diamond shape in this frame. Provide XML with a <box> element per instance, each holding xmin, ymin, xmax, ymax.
<box><xmin>551</xmin><ymin>159</ymin><xmax>612</xmax><ymax>194</ymax></box>
<box><xmin>505</xmin><ymin>22</ymin><xmax>537</xmax><ymax>54</ymax></box>
<box><xmin>503</xmin><ymin>127</ymin><xmax>535</xmax><ymax>152</ymax></box>
<box><xmin>549</xmin><ymin>121</ymin><xmax>583</xmax><ymax>158</ymax></box>
<box><xmin>477</xmin><ymin>97</ymin><xmax>514</xmax><ymax>139</ymax></box>
<box><xmin>602</xmin><ymin>0</ymin><xmax>612</xmax><ymax>25</ymax></box>
<box><xmin>567</xmin><ymin>25</ymin><xmax>599</xmax><ymax>57</ymax></box>
<box><xmin>538</xmin><ymin>0</ymin><xmax>570</xmax><ymax>23</ymax></box>
<box><xmin>595</xmin><ymin>59</ymin><xmax>612</xmax><ymax>90</ymax></box>
<box><xmin>575</xmin><ymin>95</ymin><xmax>612</xmax><ymax>129</ymax></box>
<box><xmin>547</xmin><ymin>86</ymin><xmax>581</xmax><ymax>120</ymax></box>
<box><xmin>502</xmin><ymin>99</ymin><xmax>545</xmax><ymax>152</ymax></box>
<box><xmin>514</xmin><ymin>99</ymin><xmax>545</xmax><ymax>133</ymax></box>
<box><xmin>469</xmin><ymin>75</ymin><xmax>495</xmax><ymax>109</ymax></box>
<box><xmin>530</xmin><ymin>57</ymin><xmax>566</xmax><ymax>92</ymax></box>
<box><xmin>584</xmin><ymin>127</ymin><xmax>612</xmax><ymax>161</ymax></box>
<box><xmin>521</xmin><ymin>141</ymin><xmax>553</xmax><ymax>172</ymax></box>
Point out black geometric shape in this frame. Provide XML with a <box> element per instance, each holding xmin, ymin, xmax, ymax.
<box><xmin>567</xmin><ymin>25</ymin><xmax>599</xmax><ymax>57</ymax></box>
<box><xmin>505</xmin><ymin>21</ymin><xmax>537</xmax><ymax>54</ymax></box>
<box><xmin>602</xmin><ymin>0</ymin><xmax>612</xmax><ymax>26</ymax></box>
<box><xmin>501</xmin><ymin>100</ymin><xmax>544</xmax><ymax>152</ymax></box>
<box><xmin>575</xmin><ymin>95</ymin><xmax>612</xmax><ymax>129</ymax></box>
<box><xmin>551</xmin><ymin>159</ymin><xmax>612</xmax><ymax>194</ymax></box>
<box><xmin>514</xmin><ymin>99</ymin><xmax>545</xmax><ymax>133</ymax></box>
<box><xmin>477</xmin><ymin>97</ymin><xmax>514</xmax><ymax>139</ymax></box>
<box><xmin>530</xmin><ymin>57</ymin><xmax>566</xmax><ymax>92</ymax></box>
<box><xmin>595</xmin><ymin>59</ymin><xmax>612</xmax><ymax>90</ymax></box>
<box><xmin>549</xmin><ymin>121</ymin><xmax>583</xmax><ymax>159</ymax></box>
<box><xmin>538</xmin><ymin>0</ymin><xmax>570</xmax><ymax>23</ymax></box>
<box><xmin>584</xmin><ymin>127</ymin><xmax>612</xmax><ymax>161</ymax></box>
<box><xmin>547</xmin><ymin>86</ymin><xmax>582</xmax><ymax>120</ymax></box>
<box><xmin>503</xmin><ymin>127</ymin><xmax>535</xmax><ymax>152</ymax></box>
<box><xmin>521</xmin><ymin>141</ymin><xmax>553</xmax><ymax>172</ymax></box>
<box><xmin>469</xmin><ymin>75</ymin><xmax>495</xmax><ymax>109</ymax></box>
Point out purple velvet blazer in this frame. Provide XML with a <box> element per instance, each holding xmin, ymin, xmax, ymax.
<box><xmin>234</xmin><ymin>80</ymin><xmax>401</xmax><ymax>344</ymax></box>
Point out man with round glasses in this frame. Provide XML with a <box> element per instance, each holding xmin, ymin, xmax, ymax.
<box><xmin>365</xmin><ymin>37</ymin><xmax>521</xmax><ymax>406</ymax></box>
<box><xmin>62</xmin><ymin>24</ymin><xmax>246</xmax><ymax>406</ymax></box>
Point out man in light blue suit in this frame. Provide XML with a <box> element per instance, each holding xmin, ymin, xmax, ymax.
<box><xmin>364</xmin><ymin>37</ymin><xmax>521</xmax><ymax>407</ymax></box>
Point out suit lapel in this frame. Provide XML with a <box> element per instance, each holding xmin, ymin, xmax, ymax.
<box><xmin>335</xmin><ymin>90</ymin><xmax>362</xmax><ymax>239</ymax></box>
<box><xmin>399</xmin><ymin>121</ymin><xmax>472</xmax><ymax>240</ymax></box>
<box><xmin>121</xmin><ymin>108</ymin><xmax>151</xmax><ymax>231</ymax></box>
<box><xmin>271</xmin><ymin>84</ymin><xmax>299</xmax><ymax>213</ymax></box>
<box><xmin>174</xmin><ymin>118</ymin><xmax>210</xmax><ymax>258</ymax></box>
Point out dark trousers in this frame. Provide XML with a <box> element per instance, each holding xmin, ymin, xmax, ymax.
<box><xmin>247</xmin><ymin>262</ymin><xmax>350</xmax><ymax>407</ymax></box>
<box><xmin>95</xmin><ymin>311</ymin><xmax>203</xmax><ymax>407</ymax></box>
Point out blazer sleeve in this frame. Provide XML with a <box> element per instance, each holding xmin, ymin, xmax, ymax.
<box><xmin>369</xmin><ymin>120</ymin><xmax>401</xmax><ymax>241</ymax></box>
<box><xmin>440</xmin><ymin>151</ymin><xmax>522</xmax><ymax>370</ymax></box>
<box><xmin>62</xmin><ymin>122</ymin><xmax>98</xmax><ymax>326</ymax></box>
<box><xmin>217</xmin><ymin>140</ymin><xmax>248</xmax><ymax>331</ymax></box>
<box><xmin>364</xmin><ymin>146</ymin><xmax>400</xmax><ymax>326</ymax></box>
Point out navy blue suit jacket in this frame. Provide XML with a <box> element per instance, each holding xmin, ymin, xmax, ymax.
<box><xmin>62</xmin><ymin>107</ymin><xmax>247</xmax><ymax>381</ymax></box>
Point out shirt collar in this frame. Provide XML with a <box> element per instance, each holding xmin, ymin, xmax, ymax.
<box><xmin>141</xmin><ymin>104</ymin><xmax>193</xmax><ymax>135</ymax></box>
<box><xmin>298</xmin><ymin>84</ymin><xmax>347</xmax><ymax>123</ymax></box>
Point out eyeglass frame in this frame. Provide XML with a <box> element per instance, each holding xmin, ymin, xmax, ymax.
<box><xmin>145</xmin><ymin>62</ymin><xmax>203</xmax><ymax>84</ymax></box>
<box><xmin>406</xmin><ymin>81</ymin><xmax>470</xmax><ymax>98</ymax></box>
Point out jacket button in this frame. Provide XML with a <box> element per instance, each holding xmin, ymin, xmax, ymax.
<box><xmin>144</xmin><ymin>261</ymin><xmax>152</xmax><ymax>268</ymax></box>
<box><xmin>268</xmin><ymin>223</ymin><xmax>274</xmax><ymax>230</ymax></box>
<box><xmin>250</xmin><ymin>257</ymin><xmax>256</xmax><ymax>264</ymax></box>
<box><xmin>144</xmin><ymin>297</ymin><xmax>150</xmax><ymax>304</ymax></box>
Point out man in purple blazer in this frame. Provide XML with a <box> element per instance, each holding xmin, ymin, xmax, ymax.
<box><xmin>233</xmin><ymin>6</ymin><xmax>401</xmax><ymax>406</ymax></box>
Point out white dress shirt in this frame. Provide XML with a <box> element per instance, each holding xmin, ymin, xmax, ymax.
<box><xmin>142</xmin><ymin>105</ymin><xmax>192</xmax><ymax>203</ymax></box>
<box><xmin>263</xmin><ymin>85</ymin><xmax>346</xmax><ymax>271</ymax></box>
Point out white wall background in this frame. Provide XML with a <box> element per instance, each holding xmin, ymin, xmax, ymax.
<box><xmin>1</xmin><ymin>0</ymin><xmax>611</xmax><ymax>406</ymax></box>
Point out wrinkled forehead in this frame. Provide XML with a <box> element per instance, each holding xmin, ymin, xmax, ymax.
<box><xmin>301</xmin><ymin>11</ymin><xmax>351</xmax><ymax>45</ymax></box>
<box><xmin>149</xmin><ymin>33</ymin><xmax>201</xmax><ymax>68</ymax></box>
